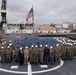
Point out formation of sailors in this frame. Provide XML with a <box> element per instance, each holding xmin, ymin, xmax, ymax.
<box><xmin>0</xmin><ymin>37</ymin><xmax>76</xmax><ymax>66</ymax></box>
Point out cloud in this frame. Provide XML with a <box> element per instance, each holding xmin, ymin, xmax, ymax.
<box><xmin>0</xmin><ymin>0</ymin><xmax>76</xmax><ymax>24</ymax></box>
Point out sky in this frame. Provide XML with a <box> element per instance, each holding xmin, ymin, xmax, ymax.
<box><xmin>0</xmin><ymin>0</ymin><xmax>76</xmax><ymax>24</ymax></box>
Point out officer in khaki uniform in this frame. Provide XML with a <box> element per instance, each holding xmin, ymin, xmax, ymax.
<box><xmin>74</xmin><ymin>46</ymin><xmax>76</xmax><ymax>58</ymax></box>
<box><xmin>14</xmin><ymin>46</ymin><xmax>19</xmax><ymax>62</ymax></box>
<box><xmin>61</xmin><ymin>46</ymin><xmax>66</xmax><ymax>60</ymax></box>
<box><xmin>66</xmin><ymin>46</ymin><xmax>70</xmax><ymax>60</ymax></box>
<box><xmin>73</xmin><ymin>43</ymin><xmax>76</xmax><ymax>58</ymax></box>
<box><xmin>24</xmin><ymin>46</ymin><xmax>29</xmax><ymax>64</ymax></box>
<box><xmin>54</xmin><ymin>44</ymin><xmax>61</xmax><ymax>64</ymax></box>
<box><xmin>66</xmin><ymin>44</ymin><xmax>73</xmax><ymax>60</ymax></box>
<box><xmin>29</xmin><ymin>45</ymin><xmax>34</xmax><ymax>64</ymax></box>
<box><xmin>38</xmin><ymin>45</ymin><xmax>44</xmax><ymax>64</ymax></box>
<box><xmin>70</xmin><ymin>44</ymin><xmax>74</xmax><ymax>60</ymax></box>
<box><xmin>33</xmin><ymin>45</ymin><xmax>38</xmax><ymax>64</ymax></box>
<box><xmin>0</xmin><ymin>43</ymin><xmax>5</xmax><ymax>55</ymax></box>
<box><xmin>9</xmin><ymin>42</ymin><xmax>15</xmax><ymax>62</ymax></box>
<box><xmin>0</xmin><ymin>46</ymin><xmax>6</xmax><ymax>63</ymax></box>
<box><xmin>6</xmin><ymin>46</ymin><xmax>12</xmax><ymax>63</ymax></box>
<box><xmin>72</xmin><ymin>43</ymin><xmax>76</xmax><ymax>59</ymax></box>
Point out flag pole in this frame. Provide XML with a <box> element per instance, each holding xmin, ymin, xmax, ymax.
<box><xmin>32</xmin><ymin>5</ymin><xmax>34</xmax><ymax>33</ymax></box>
<box><xmin>32</xmin><ymin>5</ymin><xmax>34</xmax><ymax>24</ymax></box>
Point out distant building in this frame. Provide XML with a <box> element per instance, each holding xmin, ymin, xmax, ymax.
<box><xmin>73</xmin><ymin>23</ymin><xmax>76</xmax><ymax>27</ymax></box>
<box><xmin>5</xmin><ymin>23</ymin><xmax>19</xmax><ymax>33</ymax></box>
<box><xmin>73</xmin><ymin>26</ymin><xmax>76</xmax><ymax>30</ymax></box>
<box><xmin>5</xmin><ymin>22</ymin><xmax>34</xmax><ymax>34</ymax></box>
<box><xmin>62</xmin><ymin>22</ymin><xmax>73</xmax><ymax>28</ymax></box>
<box><xmin>73</xmin><ymin>26</ymin><xmax>76</xmax><ymax>32</ymax></box>
<box><xmin>57</xmin><ymin>28</ymin><xmax>70</xmax><ymax>33</ymax></box>
<box><xmin>35</xmin><ymin>24</ymin><xmax>56</xmax><ymax>33</ymax></box>
<box><xmin>55</xmin><ymin>24</ymin><xmax>62</xmax><ymax>28</ymax></box>
<box><xmin>62</xmin><ymin>22</ymin><xmax>73</xmax><ymax>32</ymax></box>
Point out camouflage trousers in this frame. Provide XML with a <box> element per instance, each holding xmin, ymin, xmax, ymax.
<box><xmin>30</xmin><ymin>53</ymin><xmax>34</xmax><ymax>63</ymax></box>
<box><xmin>6</xmin><ymin>55</ymin><xmax>11</xmax><ymax>63</ymax></box>
<box><xmin>33</xmin><ymin>54</ymin><xmax>38</xmax><ymax>63</ymax></box>
<box><xmin>1</xmin><ymin>55</ymin><xmax>5</xmax><ymax>63</ymax></box>
<box><xmin>61</xmin><ymin>53</ymin><xmax>66</xmax><ymax>60</ymax></box>
<box><xmin>15</xmin><ymin>54</ymin><xmax>19</xmax><ymax>62</ymax></box>
<box><xmin>39</xmin><ymin>53</ymin><xmax>44</xmax><ymax>63</ymax></box>
<box><xmin>55</xmin><ymin>55</ymin><xmax>60</xmax><ymax>63</ymax></box>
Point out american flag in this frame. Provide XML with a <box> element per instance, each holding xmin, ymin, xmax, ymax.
<box><xmin>26</xmin><ymin>8</ymin><xmax>33</xmax><ymax>22</ymax></box>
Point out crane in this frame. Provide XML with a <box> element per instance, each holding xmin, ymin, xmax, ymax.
<box><xmin>0</xmin><ymin>0</ymin><xmax>7</xmax><ymax>30</ymax></box>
